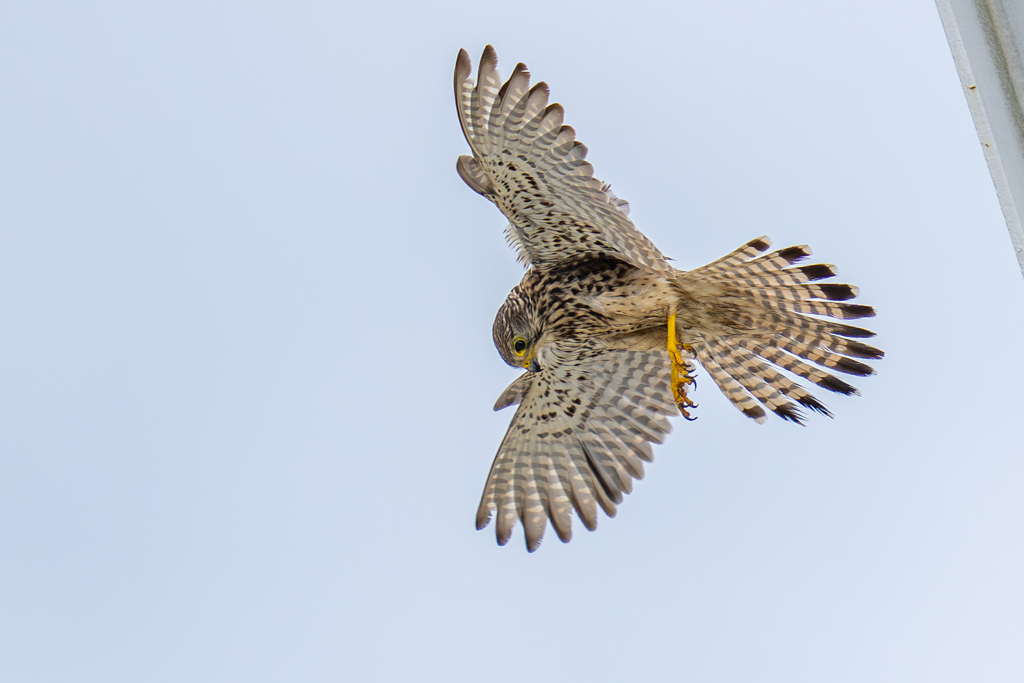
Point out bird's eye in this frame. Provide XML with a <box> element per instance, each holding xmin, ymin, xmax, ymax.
<box><xmin>513</xmin><ymin>338</ymin><xmax>527</xmax><ymax>355</ymax></box>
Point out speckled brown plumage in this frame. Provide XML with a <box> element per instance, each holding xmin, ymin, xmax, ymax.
<box><xmin>456</xmin><ymin>46</ymin><xmax>883</xmax><ymax>551</ymax></box>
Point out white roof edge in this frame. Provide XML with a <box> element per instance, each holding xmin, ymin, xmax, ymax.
<box><xmin>936</xmin><ymin>0</ymin><xmax>1024</xmax><ymax>278</ymax></box>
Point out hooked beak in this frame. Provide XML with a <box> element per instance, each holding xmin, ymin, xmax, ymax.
<box><xmin>528</xmin><ymin>358</ymin><xmax>542</xmax><ymax>373</ymax></box>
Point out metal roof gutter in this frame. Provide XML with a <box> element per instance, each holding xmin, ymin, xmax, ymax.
<box><xmin>937</xmin><ymin>0</ymin><xmax>1024</xmax><ymax>277</ymax></box>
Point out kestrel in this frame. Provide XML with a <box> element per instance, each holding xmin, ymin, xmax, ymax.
<box><xmin>455</xmin><ymin>46</ymin><xmax>882</xmax><ymax>551</ymax></box>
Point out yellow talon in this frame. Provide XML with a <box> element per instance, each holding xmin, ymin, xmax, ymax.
<box><xmin>667</xmin><ymin>309</ymin><xmax>697</xmax><ymax>420</ymax></box>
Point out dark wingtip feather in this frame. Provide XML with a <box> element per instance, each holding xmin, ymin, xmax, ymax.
<box><xmin>834</xmin><ymin>357</ymin><xmax>876</xmax><ymax>377</ymax></box>
<box><xmin>496</xmin><ymin>62</ymin><xmax>529</xmax><ymax>100</ymax></box>
<box><xmin>742</xmin><ymin>406</ymin><xmax>767</xmax><ymax>421</ymax></box>
<box><xmin>455</xmin><ymin>49</ymin><xmax>473</xmax><ymax>94</ymax></box>
<box><xmin>816</xmin><ymin>374</ymin><xmax>860</xmax><ymax>396</ymax></box>
<box><xmin>779</xmin><ymin>246</ymin><xmax>812</xmax><ymax>264</ymax></box>
<box><xmin>839</xmin><ymin>340</ymin><xmax>884</xmax><ymax>359</ymax></box>
<box><xmin>749</xmin><ymin>237</ymin><xmax>772</xmax><ymax>252</ymax></box>
<box><xmin>577</xmin><ymin>510</ymin><xmax>598</xmax><ymax>532</ymax></box>
<box><xmin>797</xmin><ymin>395</ymin><xmax>833</xmax><ymax>418</ymax></box>
<box><xmin>481</xmin><ymin>44</ymin><xmax>498</xmax><ymax>65</ymax></box>
<box><xmin>832</xmin><ymin>324</ymin><xmax>876</xmax><ymax>339</ymax></box>
<box><xmin>840</xmin><ymin>304</ymin><xmax>876</xmax><ymax>319</ymax></box>
<box><xmin>772</xmin><ymin>402</ymin><xmax>807</xmax><ymax>425</ymax></box>
<box><xmin>799</xmin><ymin>264</ymin><xmax>836</xmax><ymax>281</ymax></box>
<box><xmin>475</xmin><ymin>511</ymin><xmax>492</xmax><ymax>531</ymax></box>
<box><xmin>818</xmin><ymin>284</ymin><xmax>857</xmax><ymax>301</ymax></box>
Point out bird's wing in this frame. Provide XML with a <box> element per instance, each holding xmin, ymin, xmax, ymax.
<box><xmin>478</xmin><ymin>343</ymin><xmax>677</xmax><ymax>551</ymax></box>
<box><xmin>454</xmin><ymin>46</ymin><xmax>672</xmax><ymax>276</ymax></box>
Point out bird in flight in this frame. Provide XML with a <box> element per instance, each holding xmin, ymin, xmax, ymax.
<box><xmin>455</xmin><ymin>46</ymin><xmax>882</xmax><ymax>551</ymax></box>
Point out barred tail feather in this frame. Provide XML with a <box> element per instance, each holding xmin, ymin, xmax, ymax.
<box><xmin>683</xmin><ymin>237</ymin><xmax>883</xmax><ymax>424</ymax></box>
<box><xmin>692</xmin><ymin>344</ymin><xmax>769</xmax><ymax>423</ymax></box>
<box><xmin>698</xmin><ymin>236</ymin><xmax>773</xmax><ymax>274</ymax></box>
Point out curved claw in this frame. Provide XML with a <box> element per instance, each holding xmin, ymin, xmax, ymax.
<box><xmin>676</xmin><ymin>397</ymin><xmax>699</xmax><ymax>420</ymax></box>
<box><xmin>668</xmin><ymin>309</ymin><xmax>699</xmax><ymax>421</ymax></box>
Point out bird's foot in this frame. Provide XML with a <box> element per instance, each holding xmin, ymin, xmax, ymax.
<box><xmin>667</xmin><ymin>309</ymin><xmax>698</xmax><ymax>421</ymax></box>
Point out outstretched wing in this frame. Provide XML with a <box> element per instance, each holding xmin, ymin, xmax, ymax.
<box><xmin>478</xmin><ymin>344</ymin><xmax>678</xmax><ymax>551</ymax></box>
<box><xmin>454</xmin><ymin>46</ymin><xmax>672</xmax><ymax>276</ymax></box>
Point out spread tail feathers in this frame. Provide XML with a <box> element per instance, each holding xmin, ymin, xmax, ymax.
<box><xmin>680</xmin><ymin>236</ymin><xmax>883</xmax><ymax>424</ymax></box>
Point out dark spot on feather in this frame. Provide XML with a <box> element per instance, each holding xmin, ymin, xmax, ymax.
<box><xmin>565</xmin><ymin>405</ymin><xmax>576</xmax><ymax>416</ymax></box>
<box><xmin>749</xmin><ymin>238</ymin><xmax>770</xmax><ymax>252</ymax></box>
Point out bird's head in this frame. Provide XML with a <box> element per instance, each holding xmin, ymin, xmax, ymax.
<box><xmin>493</xmin><ymin>286</ymin><xmax>542</xmax><ymax>372</ymax></box>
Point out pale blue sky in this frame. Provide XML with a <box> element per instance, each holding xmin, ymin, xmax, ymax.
<box><xmin>2</xmin><ymin>1</ymin><xmax>1022</xmax><ymax>681</ymax></box>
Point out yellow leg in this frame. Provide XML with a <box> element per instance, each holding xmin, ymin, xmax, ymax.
<box><xmin>668</xmin><ymin>308</ymin><xmax>697</xmax><ymax>420</ymax></box>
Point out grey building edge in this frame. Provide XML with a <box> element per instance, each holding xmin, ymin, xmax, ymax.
<box><xmin>936</xmin><ymin>0</ymin><xmax>1024</xmax><ymax>278</ymax></box>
